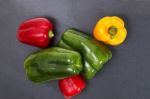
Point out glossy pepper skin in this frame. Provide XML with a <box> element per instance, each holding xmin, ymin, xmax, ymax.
<box><xmin>24</xmin><ymin>47</ymin><xmax>83</xmax><ymax>83</ymax></box>
<box><xmin>58</xmin><ymin>29</ymin><xmax>112</xmax><ymax>79</ymax></box>
<box><xmin>93</xmin><ymin>16</ymin><xmax>127</xmax><ymax>45</ymax></box>
<box><xmin>59</xmin><ymin>75</ymin><xmax>86</xmax><ymax>99</ymax></box>
<box><xmin>17</xmin><ymin>17</ymin><xmax>54</xmax><ymax>48</ymax></box>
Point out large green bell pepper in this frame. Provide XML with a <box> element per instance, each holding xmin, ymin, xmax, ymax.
<box><xmin>24</xmin><ymin>47</ymin><xmax>83</xmax><ymax>83</ymax></box>
<box><xmin>58</xmin><ymin>29</ymin><xmax>112</xmax><ymax>79</ymax></box>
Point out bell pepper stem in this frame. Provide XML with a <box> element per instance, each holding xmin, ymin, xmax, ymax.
<box><xmin>48</xmin><ymin>30</ymin><xmax>54</xmax><ymax>38</ymax></box>
<box><xmin>108</xmin><ymin>26</ymin><xmax>117</xmax><ymax>38</ymax></box>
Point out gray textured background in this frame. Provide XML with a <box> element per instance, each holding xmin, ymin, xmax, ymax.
<box><xmin>0</xmin><ymin>0</ymin><xmax>150</xmax><ymax>99</ymax></box>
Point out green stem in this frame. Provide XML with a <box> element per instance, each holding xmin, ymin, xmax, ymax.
<box><xmin>108</xmin><ymin>26</ymin><xmax>117</xmax><ymax>39</ymax></box>
<box><xmin>48</xmin><ymin>30</ymin><xmax>54</xmax><ymax>38</ymax></box>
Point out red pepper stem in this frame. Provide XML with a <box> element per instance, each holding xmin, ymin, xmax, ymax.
<box><xmin>48</xmin><ymin>30</ymin><xmax>54</xmax><ymax>38</ymax></box>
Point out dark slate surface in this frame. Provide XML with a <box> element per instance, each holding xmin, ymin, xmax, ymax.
<box><xmin>0</xmin><ymin>0</ymin><xmax>150</xmax><ymax>99</ymax></box>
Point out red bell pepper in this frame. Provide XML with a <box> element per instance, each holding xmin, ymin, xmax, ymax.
<box><xmin>17</xmin><ymin>17</ymin><xmax>54</xmax><ymax>48</ymax></box>
<box><xmin>59</xmin><ymin>75</ymin><xmax>86</xmax><ymax>99</ymax></box>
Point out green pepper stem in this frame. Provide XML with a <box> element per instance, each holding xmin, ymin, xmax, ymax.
<box><xmin>108</xmin><ymin>26</ymin><xmax>117</xmax><ymax>38</ymax></box>
<box><xmin>48</xmin><ymin>30</ymin><xmax>54</xmax><ymax>38</ymax></box>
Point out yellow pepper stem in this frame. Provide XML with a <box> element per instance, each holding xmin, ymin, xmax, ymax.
<box><xmin>108</xmin><ymin>26</ymin><xmax>117</xmax><ymax>39</ymax></box>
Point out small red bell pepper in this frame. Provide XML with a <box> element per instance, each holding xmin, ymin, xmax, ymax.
<box><xmin>59</xmin><ymin>75</ymin><xmax>86</xmax><ymax>99</ymax></box>
<box><xmin>17</xmin><ymin>17</ymin><xmax>54</xmax><ymax>48</ymax></box>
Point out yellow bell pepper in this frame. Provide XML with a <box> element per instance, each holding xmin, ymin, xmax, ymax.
<box><xmin>93</xmin><ymin>16</ymin><xmax>127</xmax><ymax>45</ymax></box>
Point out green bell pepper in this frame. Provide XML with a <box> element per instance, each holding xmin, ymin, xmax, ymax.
<box><xmin>58</xmin><ymin>29</ymin><xmax>112</xmax><ymax>79</ymax></box>
<box><xmin>24</xmin><ymin>47</ymin><xmax>83</xmax><ymax>83</ymax></box>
